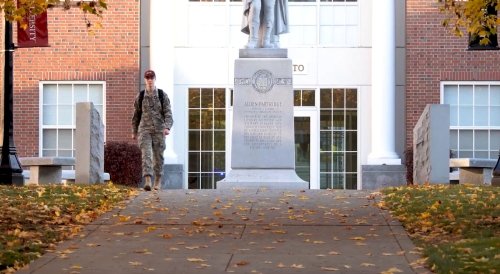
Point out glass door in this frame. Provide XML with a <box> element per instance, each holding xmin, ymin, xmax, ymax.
<box><xmin>294</xmin><ymin>111</ymin><xmax>319</xmax><ymax>189</ymax></box>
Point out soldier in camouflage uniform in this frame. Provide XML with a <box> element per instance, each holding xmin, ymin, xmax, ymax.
<box><xmin>132</xmin><ymin>70</ymin><xmax>174</xmax><ymax>191</ymax></box>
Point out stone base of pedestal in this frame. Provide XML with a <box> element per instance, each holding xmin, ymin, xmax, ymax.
<box><xmin>163</xmin><ymin>164</ymin><xmax>184</xmax><ymax>189</ymax></box>
<box><xmin>361</xmin><ymin>165</ymin><xmax>406</xmax><ymax>190</ymax></box>
<box><xmin>217</xmin><ymin>169</ymin><xmax>308</xmax><ymax>189</ymax></box>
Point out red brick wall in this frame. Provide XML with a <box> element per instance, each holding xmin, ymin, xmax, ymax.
<box><xmin>13</xmin><ymin>1</ymin><xmax>140</xmax><ymax>157</ymax></box>
<box><xmin>406</xmin><ymin>0</ymin><xmax>500</xmax><ymax>148</ymax></box>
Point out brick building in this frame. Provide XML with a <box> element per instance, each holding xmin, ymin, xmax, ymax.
<box><xmin>5</xmin><ymin>0</ymin><xmax>499</xmax><ymax>189</ymax></box>
<box><xmin>406</xmin><ymin>0</ymin><xmax>500</xmax><ymax>160</ymax></box>
<box><xmin>13</xmin><ymin>0</ymin><xmax>140</xmax><ymax>157</ymax></box>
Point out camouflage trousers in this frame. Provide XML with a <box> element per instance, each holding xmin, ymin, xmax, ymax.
<box><xmin>137</xmin><ymin>131</ymin><xmax>165</xmax><ymax>178</ymax></box>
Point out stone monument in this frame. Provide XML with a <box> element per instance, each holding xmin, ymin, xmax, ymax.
<box><xmin>413</xmin><ymin>104</ymin><xmax>450</xmax><ymax>184</ymax></box>
<box><xmin>75</xmin><ymin>102</ymin><xmax>104</xmax><ymax>184</ymax></box>
<box><xmin>218</xmin><ymin>0</ymin><xmax>305</xmax><ymax>189</ymax></box>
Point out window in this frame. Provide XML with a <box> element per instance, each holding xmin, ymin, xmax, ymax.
<box><xmin>468</xmin><ymin>4</ymin><xmax>498</xmax><ymax>50</ymax></box>
<box><xmin>40</xmin><ymin>82</ymin><xmax>105</xmax><ymax>158</ymax></box>
<box><xmin>294</xmin><ymin>89</ymin><xmax>315</xmax><ymax>106</ymax></box>
<box><xmin>319</xmin><ymin>88</ymin><xmax>358</xmax><ymax>189</ymax></box>
<box><xmin>188</xmin><ymin>88</ymin><xmax>227</xmax><ymax>189</ymax></box>
<box><xmin>443</xmin><ymin>82</ymin><xmax>500</xmax><ymax>159</ymax></box>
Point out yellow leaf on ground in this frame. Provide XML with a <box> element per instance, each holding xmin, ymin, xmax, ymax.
<box><xmin>350</xmin><ymin>236</ymin><xmax>366</xmax><ymax>241</ymax></box>
<box><xmin>129</xmin><ymin>261</ymin><xmax>143</xmax><ymax>266</ymax></box>
<box><xmin>187</xmin><ymin>258</ymin><xmax>207</xmax><ymax>263</ymax></box>
<box><xmin>381</xmin><ymin>267</ymin><xmax>403</xmax><ymax>274</ymax></box>
<box><xmin>119</xmin><ymin>215</ymin><xmax>131</xmax><ymax>222</ymax></box>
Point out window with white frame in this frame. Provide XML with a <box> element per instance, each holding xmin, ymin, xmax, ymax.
<box><xmin>40</xmin><ymin>82</ymin><xmax>105</xmax><ymax>158</ymax></box>
<box><xmin>188</xmin><ymin>88</ymin><xmax>227</xmax><ymax>189</ymax></box>
<box><xmin>442</xmin><ymin>82</ymin><xmax>500</xmax><ymax>159</ymax></box>
<box><xmin>189</xmin><ymin>0</ymin><xmax>359</xmax><ymax>48</ymax></box>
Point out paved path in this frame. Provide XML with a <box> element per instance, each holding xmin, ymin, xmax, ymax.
<box><xmin>18</xmin><ymin>189</ymin><xmax>429</xmax><ymax>274</ymax></box>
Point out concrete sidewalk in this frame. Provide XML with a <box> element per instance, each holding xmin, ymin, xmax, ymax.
<box><xmin>18</xmin><ymin>189</ymin><xmax>430</xmax><ymax>274</ymax></box>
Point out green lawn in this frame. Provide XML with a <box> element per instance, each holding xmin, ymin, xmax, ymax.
<box><xmin>381</xmin><ymin>184</ymin><xmax>499</xmax><ymax>274</ymax></box>
<box><xmin>0</xmin><ymin>183</ymin><xmax>136</xmax><ymax>272</ymax></box>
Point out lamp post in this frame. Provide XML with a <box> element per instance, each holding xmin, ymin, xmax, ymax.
<box><xmin>0</xmin><ymin>20</ymin><xmax>24</xmax><ymax>185</ymax></box>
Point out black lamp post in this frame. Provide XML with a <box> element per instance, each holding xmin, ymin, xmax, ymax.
<box><xmin>0</xmin><ymin>20</ymin><xmax>24</xmax><ymax>185</ymax></box>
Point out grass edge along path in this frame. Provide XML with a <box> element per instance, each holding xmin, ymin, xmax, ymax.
<box><xmin>0</xmin><ymin>183</ymin><xmax>137</xmax><ymax>273</ymax></box>
<box><xmin>380</xmin><ymin>184</ymin><xmax>499</xmax><ymax>274</ymax></box>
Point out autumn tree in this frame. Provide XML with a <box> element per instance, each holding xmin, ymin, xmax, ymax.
<box><xmin>0</xmin><ymin>0</ymin><xmax>107</xmax><ymax>28</ymax></box>
<box><xmin>438</xmin><ymin>0</ymin><xmax>499</xmax><ymax>47</ymax></box>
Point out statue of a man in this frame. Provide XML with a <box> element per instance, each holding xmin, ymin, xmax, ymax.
<box><xmin>241</xmin><ymin>0</ymin><xmax>289</xmax><ymax>49</ymax></box>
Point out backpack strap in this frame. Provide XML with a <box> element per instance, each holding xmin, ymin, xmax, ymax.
<box><xmin>158</xmin><ymin>89</ymin><xmax>165</xmax><ymax>116</ymax></box>
<box><xmin>137</xmin><ymin>90</ymin><xmax>145</xmax><ymax>121</ymax></box>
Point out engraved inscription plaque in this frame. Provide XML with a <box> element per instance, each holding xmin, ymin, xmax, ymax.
<box><xmin>230</xmin><ymin>58</ymin><xmax>295</xmax><ymax>169</ymax></box>
<box><xmin>217</xmin><ymin>56</ymin><xmax>307</xmax><ymax>189</ymax></box>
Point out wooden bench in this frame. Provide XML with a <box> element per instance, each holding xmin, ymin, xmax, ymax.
<box><xmin>449</xmin><ymin>158</ymin><xmax>497</xmax><ymax>185</ymax></box>
<box><xmin>20</xmin><ymin>157</ymin><xmax>75</xmax><ymax>185</ymax></box>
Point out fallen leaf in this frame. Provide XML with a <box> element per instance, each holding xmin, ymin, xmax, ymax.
<box><xmin>187</xmin><ymin>258</ymin><xmax>207</xmax><ymax>263</ymax></box>
<box><xmin>381</xmin><ymin>267</ymin><xmax>403</xmax><ymax>274</ymax></box>
<box><xmin>162</xmin><ymin>233</ymin><xmax>173</xmax><ymax>239</ymax></box>
<box><xmin>321</xmin><ymin>266</ymin><xmax>339</xmax><ymax>271</ymax></box>
<box><xmin>277</xmin><ymin>263</ymin><xmax>286</xmax><ymax>268</ymax></box>
<box><xmin>350</xmin><ymin>236</ymin><xmax>366</xmax><ymax>241</ymax></box>
<box><xmin>129</xmin><ymin>261</ymin><xmax>143</xmax><ymax>266</ymax></box>
<box><xmin>119</xmin><ymin>215</ymin><xmax>131</xmax><ymax>222</ymax></box>
<box><xmin>235</xmin><ymin>260</ymin><xmax>249</xmax><ymax>266</ymax></box>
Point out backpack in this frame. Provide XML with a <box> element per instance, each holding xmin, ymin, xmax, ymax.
<box><xmin>138</xmin><ymin>89</ymin><xmax>165</xmax><ymax>120</ymax></box>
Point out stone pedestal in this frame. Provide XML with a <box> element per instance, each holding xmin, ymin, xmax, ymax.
<box><xmin>217</xmin><ymin>49</ymin><xmax>307</xmax><ymax>189</ymax></box>
<box><xmin>413</xmin><ymin>104</ymin><xmax>450</xmax><ymax>184</ymax></box>
<box><xmin>75</xmin><ymin>102</ymin><xmax>104</xmax><ymax>184</ymax></box>
<box><xmin>361</xmin><ymin>165</ymin><xmax>406</xmax><ymax>190</ymax></box>
<box><xmin>163</xmin><ymin>164</ymin><xmax>183</xmax><ymax>189</ymax></box>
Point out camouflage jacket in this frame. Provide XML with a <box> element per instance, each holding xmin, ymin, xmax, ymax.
<box><xmin>131</xmin><ymin>88</ymin><xmax>173</xmax><ymax>135</ymax></box>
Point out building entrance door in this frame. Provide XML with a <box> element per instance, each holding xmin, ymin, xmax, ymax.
<box><xmin>294</xmin><ymin>110</ymin><xmax>319</xmax><ymax>189</ymax></box>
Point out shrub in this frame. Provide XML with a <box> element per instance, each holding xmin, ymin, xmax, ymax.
<box><xmin>104</xmin><ymin>141</ymin><xmax>142</xmax><ymax>187</ymax></box>
<box><xmin>404</xmin><ymin>147</ymin><xmax>413</xmax><ymax>185</ymax></box>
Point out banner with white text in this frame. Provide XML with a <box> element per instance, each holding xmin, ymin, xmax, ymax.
<box><xmin>17</xmin><ymin>11</ymin><xmax>49</xmax><ymax>48</ymax></box>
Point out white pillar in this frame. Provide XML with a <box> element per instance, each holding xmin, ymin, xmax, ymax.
<box><xmin>150</xmin><ymin>0</ymin><xmax>178</xmax><ymax>164</ymax></box>
<box><xmin>368</xmin><ymin>0</ymin><xmax>401</xmax><ymax>165</ymax></box>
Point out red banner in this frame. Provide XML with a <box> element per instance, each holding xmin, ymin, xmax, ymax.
<box><xmin>17</xmin><ymin>11</ymin><xmax>49</xmax><ymax>48</ymax></box>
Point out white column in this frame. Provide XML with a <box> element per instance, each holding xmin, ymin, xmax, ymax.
<box><xmin>368</xmin><ymin>0</ymin><xmax>401</xmax><ymax>165</ymax></box>
<box><xmin>150</xmin><ymin>0</ymin><xmax>178</xmax><ymax>164</ymax></box>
